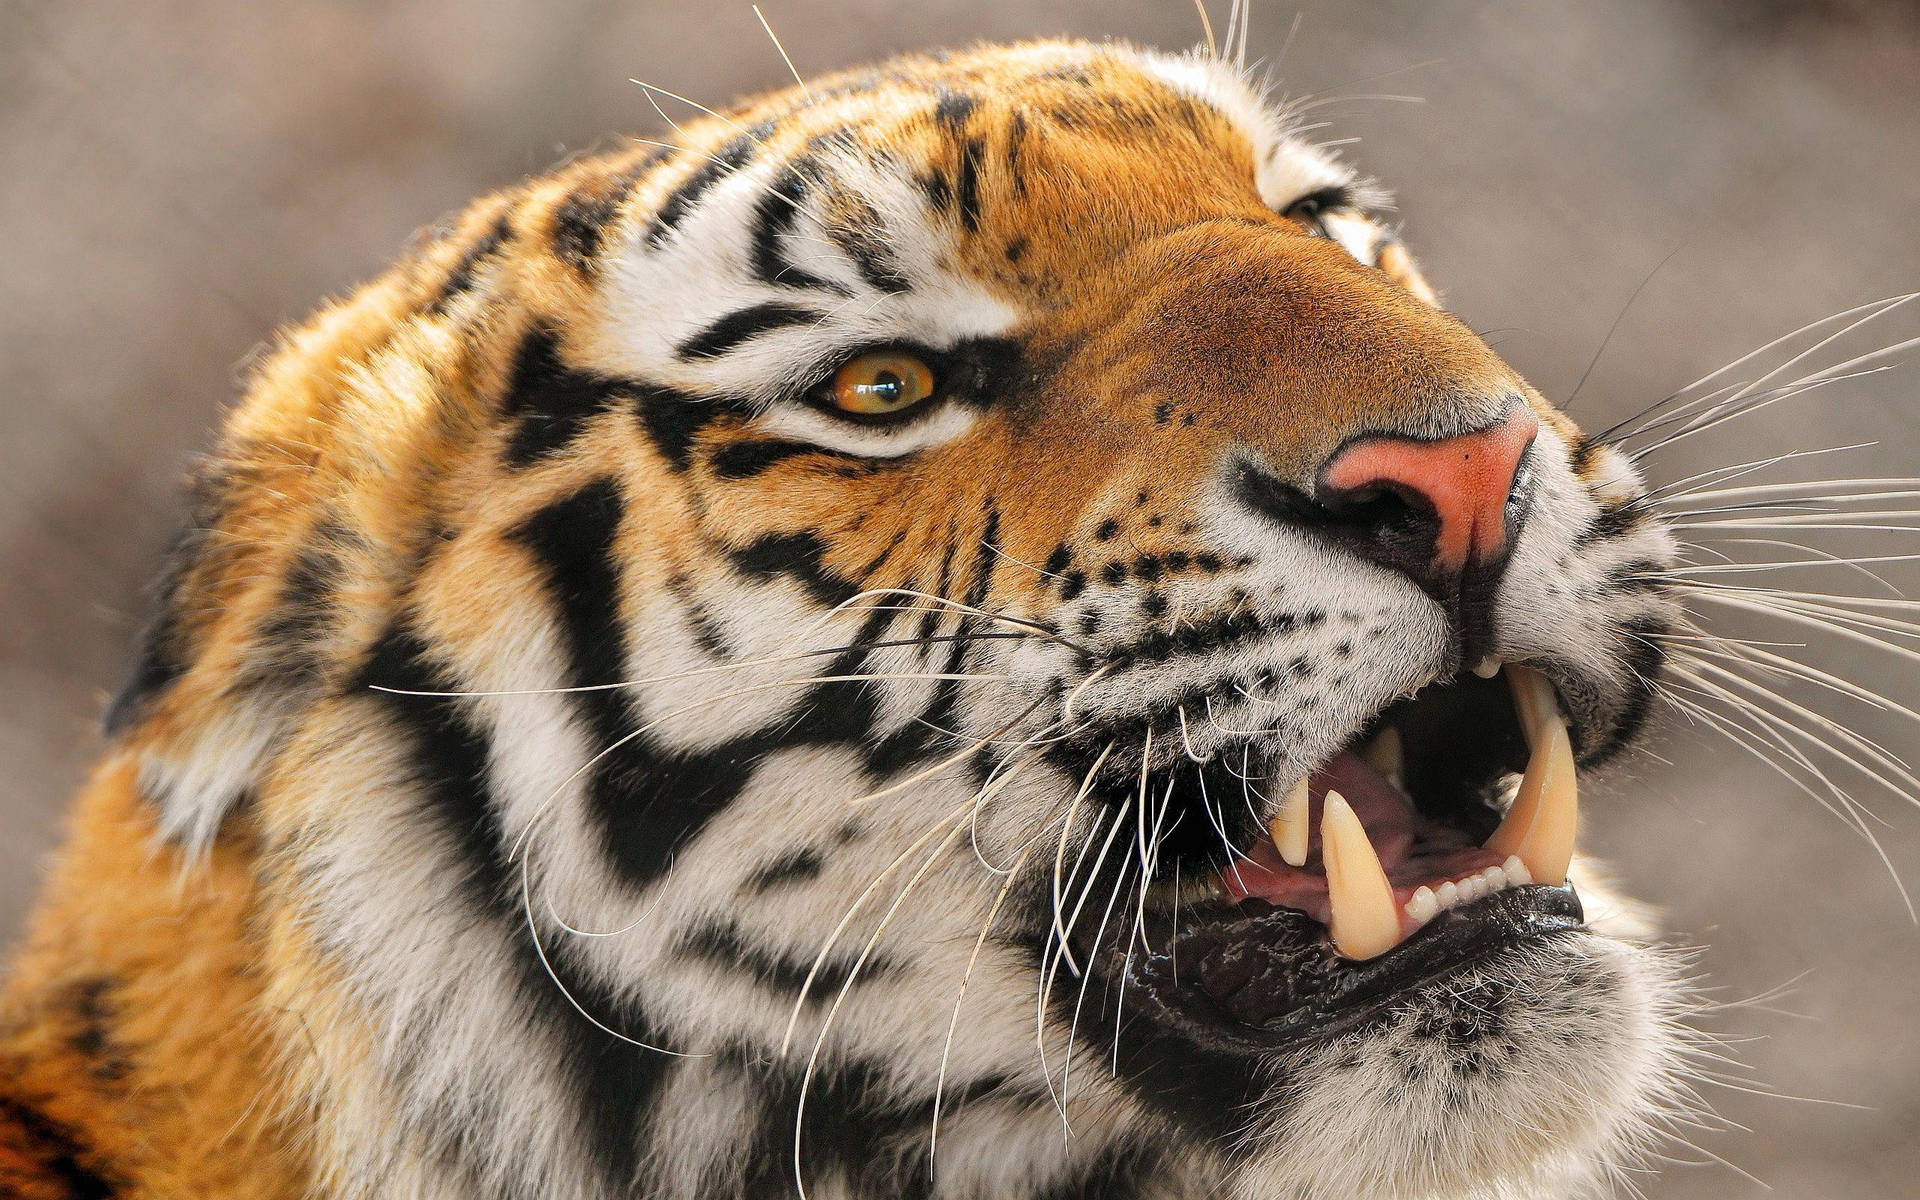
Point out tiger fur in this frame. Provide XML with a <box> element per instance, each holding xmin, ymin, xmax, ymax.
<box><xmin>1</xmin><ymin>39</ymin><xmax>1698</xmax><ymax>1200</ymax></box>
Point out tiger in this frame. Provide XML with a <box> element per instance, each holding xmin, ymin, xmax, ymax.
<box><xmin>1</xmin><ymin>34</ymin><xmax>1727</xmax><ymax>1200</ymax></box>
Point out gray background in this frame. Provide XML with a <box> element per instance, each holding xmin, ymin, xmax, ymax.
<box><xmin>2</xmin><ymin>2</ymin><xmax>1916</xmax><ymax>1196</ymax></box>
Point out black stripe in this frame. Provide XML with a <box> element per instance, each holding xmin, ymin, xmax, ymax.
<box><xmin>552</xmin><ymin>147</ymin><xmax>670</xmax><ymax>275</ymax></box>
<box><xmin>748</xmin><ymin>161</ymin><xmax>845</xmax><ymax>295</ymax></box>
<box><xmin>513</xmin><ymin>484</ymin><xmax>891</xmax><ymax>888</ymax></box>
<box><xmin>709</xmin><ymin>438</ymin><xmax>818</xmax><ymax>480</ymax></box>
<box><xmin>1591</xmin><ymin>616</ymin><xmax>1667</xmax><ymax>766</ymax></box>
<box><xmin>664</xmin><ymin>571</ymin><xmax>732</xmax><ymax>658</ymax></box>
<box><xmin>856</xmin><ymin>527</ymin><xmax>908</xmax><ymax>578</ymax></box>
<box><xmin>677</xmin><ymin>301</ymin><xmax>822</xmax><ymax>360</ymax></box>
<box><xmin>743</xmin><ymin>847</ymin><xmax>825</xmax><ymax>892</ymax></box>
<box><xmin>513</xmin><ymin>480</ymin><xmax>760</xmax><ymax>887</ymax></box>
<box><xmin>863</xmin><ymin>618</ymin><xmax>969</xmax><ymax>780</ymax></box>
<box><xmin>934</xmin><ymin>88</ymin><xmax>978</xmax><ymax>129</ymax></box>
<box><xmin>827</xmin><ymin>205</ymin><xmax>912</xmax><ymax>294</ymax></box>
<box><xmin>964</xmin><ymin>505</ymin><xmax>1000</xmax><ymax>607</ymax></box>
<box><xmin>357</xmin><ymin>625</ymin><xmax>673</xmax><ymax>1199</ymax></box>
<box><xmin>103</xmin><ymin>460</ymin><xmax>236</xmax><ymax>735</ymax></box>
<box><xmin>679</xmin><ymin>918</ymin><xmax>895</xmax><ymax>998</ymax></box>
<box><xmin>647</xmin><ymin>122</ymin><xmax>775</xmax><ymax>247</ymax></box>
<box><xmin>250</xmin><ymin>521</ymin><xmax>346</xmax><ymax>685</ymax></box>
<box><xmin>428</xmin><ymin>211</ymin><xmax>512</xmax><ymax>313</ymax></box>
<box><xmin>919</xmin><ymin>539</ymin><xmax>957</xmax><ymax>641</ymax></box>
<box><xmin>1006</xmin><ymin>110</ymin><xmax>1029</xmax><ymax>199</ymax></box>
<box><xmin>724</xmin><ymin>1044</ymin><xmax>1034</xmax><ymax>1199</ymax></box>
<box><xmin>1575</xmin><ymin>499</ymin><xmax>1645</xmax><ymax>547</ymax></box>
<box><xmin>103</xmin><ymin>526</ymin><xmax>197</xmax><ymax>736</ymax></box>
<box><xmin>727</xmin><ymin>531</ymin><xmax>858</xmax><ymax>608</ymax></box>
<box><xmin>499</xmin><ymin>326</ymin><xmax>625</xmax><ymax>468</ymax></box>
<box><xmin>918</xmin><ymin>167</ymin><xmax>952</xmax><ymax>214</ymax></box>
<box><xmin>514</xmin><ymin>486</ymin><xmax>945</xmax><ymax>895</ymax></box>
<box><xmin>955</xmin><ymin>138</ymin><xmax>984</xmax><ymax>232</ymax></box>
<box><xmin>0</xmin><ymin>1096</ymin><xmax>120</xmax><ymax>1199</ymax></box>
<box><xmin>632</xmin><ymin>383</ymin><xmax>748</xmax><ymax>472</ymax></box>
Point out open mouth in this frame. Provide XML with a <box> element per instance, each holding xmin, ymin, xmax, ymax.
<box><xmin>1071</xmin><ymin>664</ymin><xmax>1589</xmax><ymax>1050</ymax></box>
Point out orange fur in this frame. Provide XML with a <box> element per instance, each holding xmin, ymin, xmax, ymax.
<box><xmin>1</xmin><ymin>759</ymin><xmax>309</xmax><ymax>1197</ymax></box>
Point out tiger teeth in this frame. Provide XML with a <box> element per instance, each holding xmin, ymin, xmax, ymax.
<box><xmin>1270</xmin><ymin>776</ymin><xmax>1312</xmax><ymax>867</ymax></box>
<box><xmin>1361</xmin><ymin>726</ymin><xmax>1405</xmax><ymax>788</ymax></box>
<box><xmin>1484</xmin><ymin>665</ymin><xmax>1578</xmax><ymax>886</ymax></box>
<box><xmin>1402</xmin><ymin>855</ymin><xmax>1533</xmax><ymax>924</ymax></box>
<box><xmin>1270</xmin><ymin>665</ymin><xmax>1573</xmax><ymax>959</ymax></box>
<box><xmin>1321</xmin><ymin>791</ymin><xmax>1403</xmax><ymax>960</ymax></box>
<box><xmin>1406</xmin><ymin>885</ymin><xmax>1439</xmax><ymax>922</ymax></box>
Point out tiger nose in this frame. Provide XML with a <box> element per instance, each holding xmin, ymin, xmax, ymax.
<box><xmin>1316</xmin><ymin>406</ymin><xmax>1541</xmax><ymax>584</ymax></box>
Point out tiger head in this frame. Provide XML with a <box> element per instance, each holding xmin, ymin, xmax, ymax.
<box><xmin>107</xmin><ymin>40</ymin><xmax>1695</xmax><ymax>1200</ymax></box>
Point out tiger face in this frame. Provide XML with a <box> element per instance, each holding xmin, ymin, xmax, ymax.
<box><xmin>100</xmin><ymin>40</ymin><xmax>1698</xmax><ymax>1200</ymax></box>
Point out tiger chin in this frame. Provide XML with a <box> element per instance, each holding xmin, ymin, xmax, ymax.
<box><xmin>0</xmin><ymin>37</ymin><xmax>1703</xmax><ymax>1200</ymax></box>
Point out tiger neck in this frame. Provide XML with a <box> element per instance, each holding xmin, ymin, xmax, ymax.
<box><xmin>0</xmin><ymin>756</ymin><xmax>313</xmax><ymax>1199</ymax></box>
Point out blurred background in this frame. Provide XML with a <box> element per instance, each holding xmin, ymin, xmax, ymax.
<box><xmin>2</xmin><ymin>1</ymin><xmax>1916</xmax><ymax>1196</ymax></box>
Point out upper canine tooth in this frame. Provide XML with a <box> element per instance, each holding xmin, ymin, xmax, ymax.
<box><xmin>1320</xmin><ymin>792</ymin><xmax>1404</xmax><ymax>960</ymax></box>
<box><xmin>1472</xmin><ymin>656</ymin><xmax>1502</xmax><ymax>679</ymax></box>
<box><xmin>1363</xmin><ymin>726</ymin><xmax>1405</xmax><ymax>787</ymax></box>
<box><xmin>1506</xmin><ymin>664</ymin><xmax>1562</xmax><ymax>750</ymax></box>
<box><xmin>1271</xmin><ymin>777</ymin><xmax>1312</xmax><ymax>867</ymax></box>
<box><xmin>1484</xmin><ymin>703</ymin><xmax>1578</xmax><ymax>885</ymax></box>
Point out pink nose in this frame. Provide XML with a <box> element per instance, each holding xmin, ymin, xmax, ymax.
<box><xmin>1319</xmin><ymin>407</ymin><xmax>1540</xmax><ymax>575</ymax></box>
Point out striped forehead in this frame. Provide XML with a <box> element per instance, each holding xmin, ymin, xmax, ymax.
<box><xmin>570</xmin><ymin>43</ymin><xmax>1376</xmax><ymax>393</ymax></box>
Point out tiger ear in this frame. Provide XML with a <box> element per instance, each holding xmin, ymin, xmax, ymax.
<box><xmin>1377</xmin><ymin>239</ymin><xmax>1441</xmax><ymax>308</ymax></box>
<box><xmin>105</xmin><ymin>454</ymin><xmax>330</xmax><ymax>853</ymax></box>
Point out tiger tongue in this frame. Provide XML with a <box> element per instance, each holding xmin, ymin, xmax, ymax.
<box><xmin>1308</xmin><ymin>751</ymin><xmax>1419</xmax><ymax>867</ymax></box>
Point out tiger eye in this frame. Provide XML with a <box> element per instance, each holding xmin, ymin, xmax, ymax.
<box><xmin>830</xmin><ymin>352</ymin><xmax>937</xmax><ymax>416</ymax></box>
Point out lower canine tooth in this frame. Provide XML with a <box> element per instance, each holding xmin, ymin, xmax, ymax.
<box><xmin>1485</xmin><ymin>702</ymin><xmax>1579</xmax><ymax>885</ymax></box>
<box><xmin>1320</xmin><ymin>792</ymin><xmax>1403</xmax><ymax>960</ymax></box>
<box><xmin>1271</xmin><ymin>777</ymin><xmax>1312</xmax><ymax>867</ymax></box>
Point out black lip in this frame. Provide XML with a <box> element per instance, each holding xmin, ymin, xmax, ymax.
<box><xmin>1080</xmin><ymin>883</ymin><xmax>1585</xmax><ymax>1055</ymax></box>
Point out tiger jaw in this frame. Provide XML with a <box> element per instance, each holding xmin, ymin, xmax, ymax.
<box><xmin>1050</xmin><ymin>660</ymin><xmax>1589</xmax><ymax>1040</ymax></box>
<box><xmin>1232</xmin><ymin>663</ymin><xmax>1577</xmax><ymax>961</ymax></box>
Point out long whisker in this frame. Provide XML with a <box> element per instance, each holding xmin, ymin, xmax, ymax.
<box><xmin>1059</xmin><ymin>737</ymin><xmax>1146</xmax><ymax>1109</ymax></box>
<box><xmin>516</xmin><ymin>819</ymin><xmax>706</xmax><ymax>1057</ymax></box>
<box><xmin>1590</xmin><ymin>293</ymin><xmax>1917</xmax><ymax>444</ymax></box>
<box><xmin>1662</xmin><ymin>667</ymin><xmax>1914</xmax><ymax>917</ymax></box>
<box><xmin>928</xmin><ymin>839</ymin><xmax>1036</xmax><ymax>1159</ymax></box>
<box><xmin>1045</xmin><ymin>744</ymin><xmax>1116</xmax><ymax>979</ymax></box>
<box><xmin>1037</xmin><ymin>801</ymin><xmax>1114</xmax><ymax>1131</ymax></box>
<box><xmin>369</xmin><ymin>634</ymin><xmax>1028</xmax><ymax>699</ymax></box>
<box><xmin>751</xmin><ymin>5</ymin><xmax>811</xmax><ymax>103</ymax></box>
<box><xmin>790</xmin><ymin>802</ymin><xmax>979</xmax><ymax>1200</ymax></box>
<box><xmin>817</xmin><ymin>587</ymin><xmax>1092</xmax><ymax>654</ymax></box>
<box><xmin>1190</xmin><ymin>0</ymin><xmax>1218</xmax><ymax>58</ymax></box>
